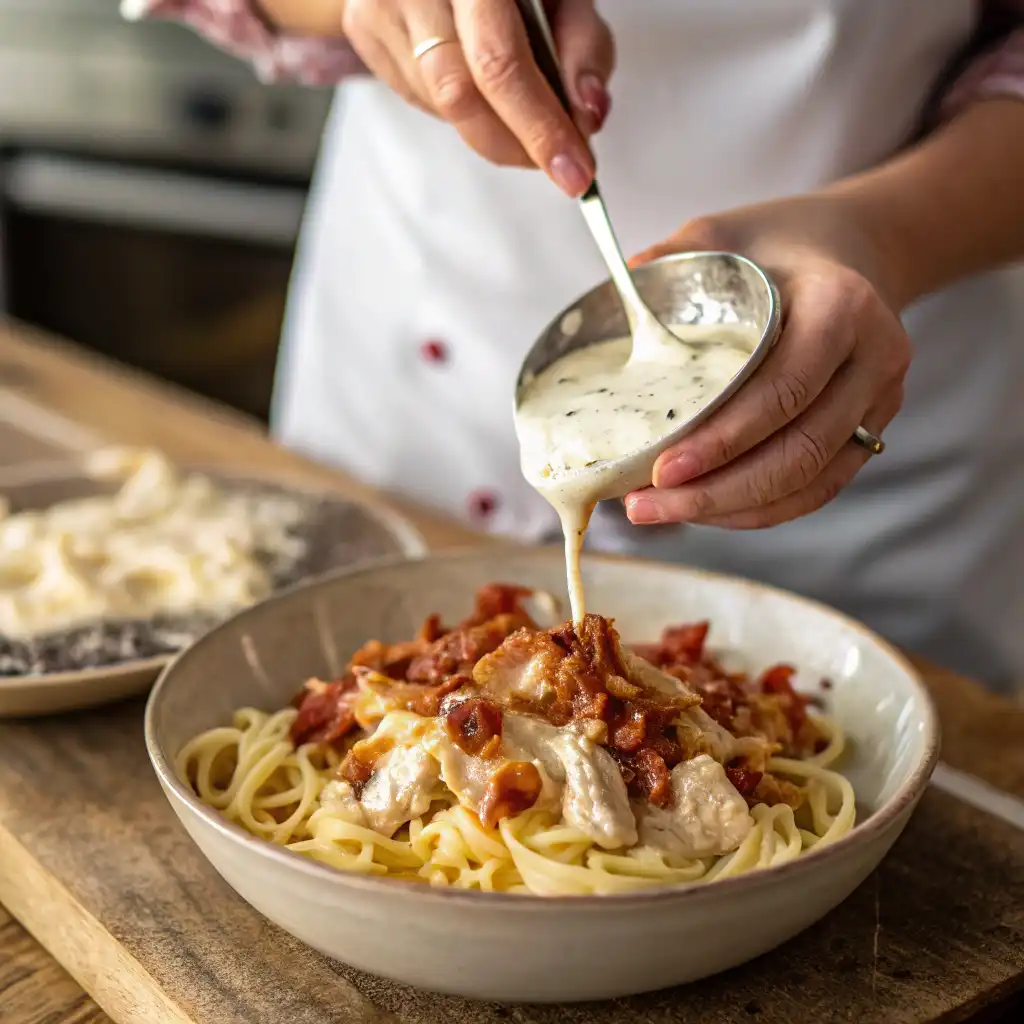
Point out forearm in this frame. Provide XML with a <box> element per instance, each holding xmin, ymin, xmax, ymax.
<box><xmin>256</xmin><ymin>0</ymin><xmax>346</xmax><ymax>36</ymax></box>
<box><xmin>833</xmin><ymin>98</ymin><xmax>1024</xmax><ymax>309</ymax></box>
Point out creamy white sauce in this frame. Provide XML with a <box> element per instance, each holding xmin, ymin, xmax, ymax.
<box><xmin>516</xmin><ymin>325</ymin><xmax>757</xmax><ymax>621</ymax></box>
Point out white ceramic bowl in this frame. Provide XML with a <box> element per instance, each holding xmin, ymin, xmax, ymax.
<box><xmin>146</xmin><ymin>550</ymin><xmax>939</xmax><ymax>1003</ymax></box>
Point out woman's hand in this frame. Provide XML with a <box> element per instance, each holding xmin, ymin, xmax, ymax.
<box><xmin>623</xmin><ymin>194</ymin><xmax>913</xmax><ymax>530</ymax></box>
<box><xmin>341</xmin><ymin>0</ymin><xmax>614</xmax><ymax>195</ymax></box>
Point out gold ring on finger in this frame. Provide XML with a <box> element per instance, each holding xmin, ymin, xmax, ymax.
<box><xmin>412</xmin><ymin>37</ymin><xmax>456</xmax><ymax>60</ymax></box>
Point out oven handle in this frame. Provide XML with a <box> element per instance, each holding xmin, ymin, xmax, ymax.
<box><xmin>2</xmin><ymin>153</ymin><xmax>307</xmax><ymax>247</ymax></box>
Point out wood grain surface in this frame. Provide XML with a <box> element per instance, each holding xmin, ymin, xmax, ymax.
<box><xmin>1</xmin><ymin>321</ymin><xmax>1023</xmax><ymax>1024</ymax></box>
<box><xmin>0</xmin><ymin>904</ymin><xmax>111</xmax><ymax>1024</ymax></box>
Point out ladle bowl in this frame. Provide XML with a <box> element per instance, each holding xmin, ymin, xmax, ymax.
<box><xmin>514</xmin><ymin>250</ymin><xmax>782</xmax><ymax>503</ymax></box>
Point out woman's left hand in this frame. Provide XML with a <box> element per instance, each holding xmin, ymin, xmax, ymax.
<box><xmin>623</xmin><ymin>193</ymin><xmax>913</xmax><ymax>530</ymax></box>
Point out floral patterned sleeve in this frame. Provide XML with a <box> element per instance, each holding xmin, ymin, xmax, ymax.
<box><xmin>939</xmin><ymin>0</ymin><xmax>1024</xmax><ymax>119</ymax></box>
<box><xmin>119</xmin><ymin>1</ymin><xmax>365</xmax><ymax>86</ymax></box>
<box><xmin>123</xmin><ymin>0</ymin><xmax>1024</xmax><ymax>106</ymax></box>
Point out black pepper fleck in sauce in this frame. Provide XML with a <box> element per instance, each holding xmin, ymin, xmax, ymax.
<box><xmin>667</xmin><ymin>409</ymin><xmax>676</xmax><ymax>420</ymax></box>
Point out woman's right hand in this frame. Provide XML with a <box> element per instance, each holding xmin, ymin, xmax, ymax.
<box><xmin>340</xmin><ymin>0</ymin><xmax>615</xmax><ymax>196</ymax></box>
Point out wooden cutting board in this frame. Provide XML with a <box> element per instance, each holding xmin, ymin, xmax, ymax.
<box><xmin>1</xmin><ymin>696</ymin><xmax>1023</xmax><ymax>1024</ymax></box>
<box><xmin>1</xmin><ymin>322</ymin><xmax>1023</xmax><ymax>1024</ymax></box>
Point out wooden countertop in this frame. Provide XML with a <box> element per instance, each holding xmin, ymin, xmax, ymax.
<box><xmin>1</xmin><ymin>320</ymin><xmax>1023</xmax><ymax>1024</ymax></box>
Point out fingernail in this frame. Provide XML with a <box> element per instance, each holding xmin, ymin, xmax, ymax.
<box><xmin>625</xmin><ymin>494</ymin><xmax>665</xmax><ymax>525</ymax></box>
<box><xmin>549</xmin><ymin>153</ymin><xmax>592</xmax><ymax>198</ymax></box>
<box><xmin>655</xmin><ymin>451</ymin><xmax>701</xmax><ymax>489</ymax></box>
<box><xmin>575</xmin><ymin>72</ymin><xmax>611</xmax><ymax>131</ymax></box>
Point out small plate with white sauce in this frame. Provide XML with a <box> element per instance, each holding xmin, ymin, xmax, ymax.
<box><xmin>0</xmin><ymin>448</ymin><xmax>425</xmax><ymax>716</ymax></box>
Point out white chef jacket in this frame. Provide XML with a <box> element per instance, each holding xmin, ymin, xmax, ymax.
<box><xmin>272</xmin><ymin>0</ymin><xmax>1024</xmax><ymax>691</ymax></box>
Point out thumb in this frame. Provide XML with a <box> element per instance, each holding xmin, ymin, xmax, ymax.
<box><xmin>551</xmin><ymin>0</ymin><xmax>615</xmax><ymax>135</ymax></box>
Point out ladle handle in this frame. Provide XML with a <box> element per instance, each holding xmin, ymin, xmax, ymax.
<box><xmin>515</xmin><ymin>0</ymin><xmax>658</xmax><ymax>348</ymax></box>
<box><xmin>514</xmin><ymin>0</ymin><xmax>599</xmax><ymax>201</ymax></box>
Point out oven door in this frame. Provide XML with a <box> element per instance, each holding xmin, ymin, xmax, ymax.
<box><xmin>0</xmin><ymin>152</ymin><xmax>309</xmax><ymax>420</ymax></box>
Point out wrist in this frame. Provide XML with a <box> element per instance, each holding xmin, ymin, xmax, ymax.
<box><xmin>824</xmin><ymin>98</ymin><xmax>1024</xmax><ymax>311</ymax></box>
<box><xmin>820</xmin><ymin>182</ymin><xmax>920</xmax><ymax>312</ymax></box>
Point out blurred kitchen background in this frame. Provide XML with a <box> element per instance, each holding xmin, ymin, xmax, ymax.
<box><xmin>0</xmin><ymin>0</ymin><xmax>332</xmax><ymax>421</ymax></box>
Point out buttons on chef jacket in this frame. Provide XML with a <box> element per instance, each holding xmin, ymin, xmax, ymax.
<box><xmin>420</xmin><ymin>338</ymin><xmax>449</xmax><ymax>364</ymax></box>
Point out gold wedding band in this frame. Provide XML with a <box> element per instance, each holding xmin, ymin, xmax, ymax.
<box><xmin>413</xmin><ymin>37</ymin><xmax>456</xmax><ymax>60</ymax></box>
<box><xmin>852</xmin><ymin>425</ymin><xmax>885</xmax><ymax>455</ymax></box>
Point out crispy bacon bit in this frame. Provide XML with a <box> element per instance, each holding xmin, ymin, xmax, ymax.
<box><xmin>725</xmin><ymin>760</ymin><xmax>764</xmax><ymax>798</ymax></box>
<box><xmin>633</xmin><ymin>748</ymin><xmax>672</xmax><ymax>807</ymax></box>
<box><xmin>659</xmin><ymin>622</ymin><xmax>710</xmax><ymax>663</ymax></box>
<box><xmin>606</xmin><ymin>675</ymin><xmax>641</xmax><ymax>700</ymax></box>
<box><xmin>417</xmin><ymin>613</ymin><xmax>447</xmax><ymax>643</ymax></box>
<box><xmin>445</xmin><ymin>698</ymin><xmax>503</xmax><ymax>757</ymax></box>
<box><xmin>461</xmin><ymin>584</ymin><xmax>535</xmax><ymax>628</ymax></box>
<box><xmin>752</xmin><ymin>772</ymin><xmax>804</xmax><ymax>810</ymax></box>
<box><xmin>355</xmin><ymin>669</ymin><xmax>469</xmax><ymax>718</ymax></box>
<box><xmin>348</xmin><ymin>638</ymin><xmax>427</xmax><ymax>681</ymax></box>
<box><xmin>339</xmin><ymin>749</ymin><xmax>375</xmax><ymax>797</ymax></box>
<box><xmin>759</xmin><ymin>665</ymin><xmax>809</xmax><ymax>731</ymax></box>
<box><xmin>639</xmin><ymin>621</ymin><xmax>827</xmax><ymax>760</ymax></box>
<box><xmin>610</xmin><ymin>703</ymin><xmax>647</xmax><ymax>752</ymax></box>
<box><xmin>290</xmin><ymin>677</ymin><xmax>358</xmax><ymax>746</ymax></box>
<box><xmin>407</xmin><ymin>613</ymin><xmax>531</xmax><ymax>685</ymax></box>
<box><xmin>479</xmin><ymin>761</ymin><xmax>543</xmax><ymax>829</ymax></box>
<box><xmin>646</xmin><ymin>732</ymin><xmax>684</xmax><ymax>764</ymax></box>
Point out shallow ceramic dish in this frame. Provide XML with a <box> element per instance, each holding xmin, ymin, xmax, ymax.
<box><xmin>0</xmin><ymin>462</ymin><xmax>425</xmax><ymax>717</ymax></box>
<box><xmin>146</xmin><ymin>549</ymin><xmax>939</xmax><ymax>1003</ymax></box>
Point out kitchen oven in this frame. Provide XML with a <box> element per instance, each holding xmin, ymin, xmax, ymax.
<box><xmin>0</xmin><ymin>0</ymin><xmax>332</xmax><ymax>421</ymax></box>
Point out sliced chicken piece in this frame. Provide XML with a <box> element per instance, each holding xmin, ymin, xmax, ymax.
<box><xmin>547</xmin><ymin>728</ymin><xmax>638</xmax><ymax>850</ymax></box>
<box><xmin>472</xmin><ymin>631</ymin><xmax>563</xmax><ymax>706</ymax></box>
<box><xmin>357</xmin><ymin>742</ymin><xmax>439</xmax><ymax>837</ymax></box>
<box><xmin>319</xmin><ymin>779</ymin><xmax>368</xmax><ymax>826</ymax></box>
<box><xmin>338</xmin><ymin>711</ymin><xmax>440</xmax><ymax>836</ymax></box>
<box><xmin>423</xmin><ymin>727</ymin><xmax>495</xmax><ymax>811</ymax></box>
<box><xmin>500</xmin><ymin>713</ymin><xmax>565</xmax><ymax>779</ymax></box>
<box><xmin>637</xmin><ymin>754</ymin><xmax>753</xmax><ymax>859</ymax></box>
<box><xmin>503</xmin><ymin>713</ymin><xmax>637</xmax><ymax>850</ymax></box>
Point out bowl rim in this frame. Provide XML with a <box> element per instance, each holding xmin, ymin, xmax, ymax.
<box><xmin>145</xmin><ymin>547</ymin><xmax>941</xmax><ymax>911</ymax></box>
<box><xmin>0</xmin><ymin>462</ymin><xmax>427</xmax><ymax>690</ymax></box>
